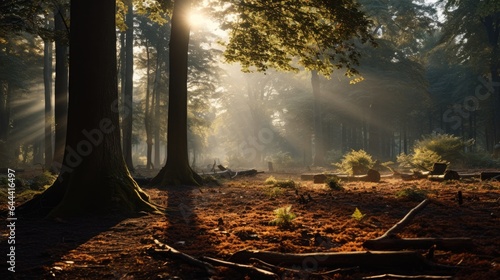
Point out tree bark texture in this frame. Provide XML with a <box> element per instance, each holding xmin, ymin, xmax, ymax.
<box><xmin>122</xmin><ymin>1</ymin><xmax>135</xmax><ymax>172</ymax></box>
<box><xmin>19</xmin><ymin>0</ymin><xmax>160</xmax><ymax>218</ymax></box>
<box><xmin>52</xmin><ymin>6</ymin><xmax>68</xmax><ymax>169</ymax></box>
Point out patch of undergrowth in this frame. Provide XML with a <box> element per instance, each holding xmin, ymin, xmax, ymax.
<box><xmin>0</xmin><ymin>177</ymin><xmax>44</xmax><ymax>202</ymax></box>
<box><xmin>265</xmin><ymin>186</ymin><xmax>283</xmax><ymax>198</ymax></box>
<box><xmin>396</xmin><ymin>187</ymin><xmax>428</xmax><ymax>201</ymax></box>
<box><xmin>264</xmin><ymin>176</ymin><xmax>296</xmax><ymax>188</ymax></box>
<box><xmin>31</xmin><ymin>171</ymin><xmax>57</xmax><ymax>190</ymax></box>
<box><xmin>264</xmin><ymin>176</ymin><xmax>277</xmax><ymax>185</ymax></box>
<box><xmin>335</xmin><ymin>149</ymin><xmax>374</xmax><ymax>175</ymax></box>
<box><xmin>325</xmin><ymin>176</ymin><xmax>344</xmax><ymax>190</ymax></box>
<box><xmin>270</xmin><ymin>205</ymin><xmax>296</xmax><ymax>228</ymax></box>
<box><xmin>273</xmin><ymin>179</ymin><xmax>296</xmax><ymax>188</ymax></box>
<box><xmin>480</xmin><ymin>183</ymin><xmax>500</xmax><ymax>190</ymax></box>
<box><xmin>397</xmin><ymin>134</ymin><xmax>492</xmax><ymax>170</ymax></box>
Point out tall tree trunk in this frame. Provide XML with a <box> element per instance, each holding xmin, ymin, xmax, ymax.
<box><xmin>311</xmin><ymin>70</ymin><xmax>325</xmax><ymax>166</ymax></box>
<box><xmin>144</xmin><ymin>42</ymin><xmax>154</xmax><ymax>170</ymax></box>
<box><xmin>19</xmin><ymin>0</ymin><xmax>160</xmax><ymax>219</ymax></box>
<box><xmin>122</xmin><ymin>1</ymin><xmax>134</xmax><ymax>172</ymax></box>
<box><xmin>53</xmin><ymin>6</ymin><xmax>69</xmax><ymax>170</ymax></box>
<box><xmin>153</xmin><ymin>46</ymin><xmax>162</xmax><ymax>169</ymax></box>
<box><xmin>151</xmin><ymin>0</ymin><xmax>202</xmax><ymax>186</ymax></box>
<box><xmin>43</xmin><ymin>36</ymin><xmax>53</xmax><ymax>170</ymax></box>
<box><xmin>483</xmin><ymin>14</ymin><xmax>500</xmax><ymax>145</ymax></box>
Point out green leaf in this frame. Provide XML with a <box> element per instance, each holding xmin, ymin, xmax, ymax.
<box><xmin>351</xmin><ymin>207</ymin><xmax>365</xmax><ymax>221</ymax></box>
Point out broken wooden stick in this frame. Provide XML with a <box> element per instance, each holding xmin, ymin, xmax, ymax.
<box><xmin>362</xmin><ymin>274</ymin><xmax>453</xmax><ymax>279</ymax></box>
<box><xmin>379</xmin><ymin>199</ymin><xmax>431</xmax><ymax>239</ymax></box>
<box><xmin>250</xmin><ymin>257</ymin><xmax>358</xmax><ymax>277</ymax></box>
<box><xmin>152</xmin><ymin>239</ymin><xmax>216</xmax><ymax>275</ymax></box>
<box><xmin>363</xmin><ymin>237</ymin><xmax>473</xmax><ymax>251</ymax></box>
<box><xmin>229</xmin><ymin>250</ymin><xmax>433</xmax><ymax>270</ymax></box>
<box><xmin>200</xmin><ymin>256</ymin><xmax>278</xmax><ymax>280</ymax></box>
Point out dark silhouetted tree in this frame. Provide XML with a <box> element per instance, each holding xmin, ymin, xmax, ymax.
<box><xmin>20</xmin><ymin>0</ymin><xmax>160</xmax><ymax>218</ymax></box>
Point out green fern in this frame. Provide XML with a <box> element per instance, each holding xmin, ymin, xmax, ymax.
<box><xmin>270</xmin><ymin>205</ymin><xmax>296</xmax><ymax>227</ymax></box>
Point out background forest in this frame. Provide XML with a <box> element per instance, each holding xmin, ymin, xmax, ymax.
<box><xmin>1</xmin><ymin>0</ymin><xmax>499</xmax><ymax>174</ymax></box>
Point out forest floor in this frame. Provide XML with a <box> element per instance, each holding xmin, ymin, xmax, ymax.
<box><xmin>1</xmin><ymin>168</ymin><xmax>500</xmax><ymax>280</ymax></box>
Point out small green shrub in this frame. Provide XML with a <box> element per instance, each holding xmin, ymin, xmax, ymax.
<box><xmin>325</xmin><ymin>176</ymin><xmax>343</xmax><ymax>190</ymax></box>
<box><xmin>396</xmin><ymin>187</ymin><xmax>428</xmax><ymax>201</ymax></box>
<box><xmin>416</xmin><ymin>134</ymin><xmax>472</xmax><ymax>163</ymax></box>
<box><xmin>270</xmin><ymin>205</ymin><xmax>296</xmax><ymax>227</ymax></box>
<box><xmin>273</xmin><ymin>179</ymin><xmax>296</xmax><ymax>188</ymax></box>
<box><xmin>265</xmin><ymin>186</ymin><xmax>283</xmax><ymax>198</ymax></box>
<box><xmin>264</xmin><ymin>176</ymin><xmax>278</xmax><ymax>185</ymax></box>
<box><xmin>399</xmin><ymin>134</ymin><xmax>476</xmax><ymax>170</ymax></box>
<box><xmin>351</xmin><ymin>207</ymin><xmax>365</xmax><ymax>221</ymax></box>
<box><xmin>335</xmin><ymin>149</ymin><xmax>374</xmax><ymax>175</ymax></box>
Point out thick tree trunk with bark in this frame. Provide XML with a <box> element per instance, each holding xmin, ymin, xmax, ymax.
<box><xmin>43</xmin><ymin>32</ymin><xmax>53</xmax><ymax>170</ymax></box>
<box><xmin>52</xmin><ymin>6</ymin><xmax>68</xmax><ymax>169</ymax></box>
<box><xmin>229</xmin><ymin>250</ymin><xmax>434</xmax><ymax>270</ymax></box>
<box><xmin>19</xmin><ymin>0</ymin><xmax>160</xmax><ymax>218</ymax></box>
<box><xmin>122</xmin><ymin>1</ymin><xmax>135</xmax><ymax>172</ymax></box>
<box><xmin>151</xmin><ymin>0</ymin><xmax>202</xmax><ymax>186</ymax></box>
<box><xmin>311</xmin><ymin>70</ymin><xmax>325</xmax><ymax>166</ymax></box>
<box><xmin>153</xmin><ymin>46</ymin><xmax>162</xmax><ymax>169</ymax></box>
<box><xmin>144</xmin><ymin>43</ymin><xmax>154</xmax><ymax>170</ymax></box>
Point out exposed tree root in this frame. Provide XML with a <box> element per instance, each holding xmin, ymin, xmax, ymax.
<box><xmin>150</xmin><ymin>163</ymin><xmax>203</xmax><ymax>187</ymax></box>
<box><xmin>17</xmin><ymin>170</ymin><xmax>163</xmax><ymax>219</ymax></box>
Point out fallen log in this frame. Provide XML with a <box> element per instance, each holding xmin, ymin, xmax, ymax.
<box><xmin>306</xmin><ymin>170</ymin><xmax>383</xmax><ymax>183</ymax></box>
<box><xmin>200</xmin><ymin>256</ymin><xmax>278</xmax><ymax>280</ymax></box>
<box><xmin>214</xmin><ymin>165</ymin><xmax>261</xmax><ymax>179</ymax></box>
<box><xmin>300</xmin><ymin>173</ymin><xmax>340</xmax><ymax>181</ymax></box>
<box><xmin>480</xmin><ymin>171</ymin><xmax>500</xmax><ymax>181</ymax></box>
<box><xmin>362</xmin><ymin>274</ymin><xmax>453</xmax><ymax>279</ymax></box>
<box><xmin>428</xmin><ymin>170</ymin><xmax>460</xmax><ymax>181</ymax></box>
<box><xmin>250</xmin><ymin>258</ymin><xmax>359</xmax><ymax>277</ymax></box>
<box><xmin>363</xmin><ymin>237</ymin><xmax>473</xmax><ymax>251</ymax></box>
<box><xmin>400</xmin><ymin>172</ymin><xmax>427</xmax><ymax>181</ymax></box>
<box><xmin>229</xmin><ymin>250</ymin><xmax>434</xmax><ymax>270</ymax></box>
<box><xmin>152</xmin><ymin>239</ymin><xmax>216</xmax><ymax>275</ymax></box>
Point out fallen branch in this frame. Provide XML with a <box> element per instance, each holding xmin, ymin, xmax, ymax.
<box><xmin>250</xmin><ymin>257</ymin><xmax>359</xmax><ymax>277</ymax></box>
<box><xmin>363</xmin><ymin>199</ymin><xmax>473</xmax><ymax>251</ymax></box>
<box><xmin>378</xmin><ymin>199</ymin><xmax>431</xmax><ymax>239</ymax></box>
<box><xmin>200</xmin><ymin>256</ymin><xmax>278</xmax><ymax>280</ymax></box>
<box><xmin>362</xmin><ymin>273</ymin><xmax>453</xmax><ymax>279</ymax></box>
<box><xmin>152</xmin><ymin>239</ymin><xmax>216</xmax><ymax>275</ymax></box>
<box><xmin>363</xmin><ymin>237</ymin><xmax>473</xmax><ymax>251</ymax></box>
<box><xmin>229</xmin><ymin>250</ymin><xmax>434</xmax><ymax>270</ymax></box>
